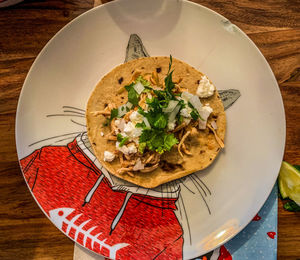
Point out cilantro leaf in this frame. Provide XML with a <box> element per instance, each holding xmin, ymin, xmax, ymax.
<box><xmin>117</xmin><ymin>133</ymin><xmax>123</xmax><ymax>142</ymax></box>
<box><xmin>190</xmin><ymin>110</ymin><xmax>199</xmax><ymax>120</ymax></box>
<box><xmin>110</xmin><ymin>108</ymin><xmax>118</xmax><ymax>121</ymax></box>
<box><xmin>117</xmin><ymin>133</ymin><xmax>129</xmax><ymax>147</ymax></box>
<box><xmin>124</xmin><ymin>82</ymin><xmax>135</xmax><ymax>91</ymax></box>
<box><xmin>164</xmin><ymin>70</ymin><xmax>175</xmax><ymax>98</ymax></box>
<box><xmin>146</xmin><ymin>97</ymin><xmax>162</xmax><ymax>111</ymax></box>
<box><xmin>164</xmin><ymin>133</ymin><xmax>178</xmax><ymax>151</ymax></box>
<box><xmin>124</xmin><ymin>82</ymin><xmax>139</xmax><ymax>106</ymax></box>
<box><xmin>167</xmin><ymin>55</ymin><xmax>173</xmax><ymax>74</ymax></box>
<box><xmin>119</xmin><ymin>137</ymin><xmax>129</xmax><ymax>147</ymax></box>
<box><xmin>177</xmin><ymin>115</ymin><xmax>183</xmax><ymax>124</ymax></box>
<box><xmin>127</xmin><ymin>87</ymin><xmax>139</xmax><ymax>106</ymax></box>
<box><xmin>136</xmin><ymin>75</ymin><xmax>151</xmax><ymax>87</ymax></box>
<box><xmin>136</xmin><ymin>121</ymin><xmax>146</xmax><ymax>129</ymax></box>
<box><xmin>163</xmin><ymin>55</ymin><xmax>176</xmax><ymax>99</ymax></box>
<box><xmin>188</xmin><ymin>102</ymin><xmax>205</xmax><ymax>121</ymax></box>
<box><xmin>138</xmin><ymin>142</ymin><xmax>147</xmax><ymax>154</ymax></box>
<box><xmin>139</xmin><ymin>129</ymin><xmax>178</xmax><ymax>154</ymax></box>
<box><xmin>154</xmin><ymin>114</ymin><xmax>167</xmax><ymax>129</ymax></box>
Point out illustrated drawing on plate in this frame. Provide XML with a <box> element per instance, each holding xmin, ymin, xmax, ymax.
<box><xmin>19</xmin><ymin>34</ymin><xmax>240</xmax><ymax>259</ymax></box>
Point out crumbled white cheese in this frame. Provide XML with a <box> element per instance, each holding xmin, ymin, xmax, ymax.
<box><xmin>123</xmin><ymin>122</ymin><xmax>135</xmax><ymax>136</ymax></box>
<box><xmin>120</xmin><ymin>120</ymin><xmax>142</xmax><ymax>139</ymax></box>
<box><xmin>167</xmin><ymin>121</ymin><xmax>176</xmax><ymax>131</ymax></box>
<box><xmin>180</xmin><ymin>107</ymin><xmax>192</xmax><ymax>118</ymax></box>
<box><xmin>116</xmin><ymin>142</ymin><xmax>129</xmax><ymax>154</ymax></box>
<box><xmin>130</xmin><ymin>111</ymin><xmax>143</xmax><ymax>124</ymax></box>
<box><xmin>127</xmin><ymin>143</ymin><xmax>137</xmax><ymax>154</ymax></box>
<box><xmin>116</xmin><ymin>142</ymin><xmax>137</xmax><ymax>155</ymax></box>
<box><xmin>196</xmin><ymin>75</ymin><xmax>215</xmax><ymax>98</ymax></box>
<box><xmin>103</xmin><ymin>151</ymin><xmax>115</xmax><ymax>162</ymax></box>
<box><xmin>100</xmin><ymin>132</ymin><xmax>104</xmax><ymax>136</ymax></box>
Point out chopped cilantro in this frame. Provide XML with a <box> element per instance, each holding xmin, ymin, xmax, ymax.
<box><xmin>136</xmin><ymin>121</ymin><xmax>146</xmax><ymax>129</ymax></box>
<box><xmin>168</xmin><ymin>55</ymin><xmax>173</xmax><ymax>74</ymax></box>
<box><xmin>117</xmin><ymin>133</ymin><xmax>123</xmax><ymax>142</ymax></box>
<box><xmin>139</xmin><ymin>129</ymin><xmax>178</xmax><ymax>154</ymax></box>
<box><xmin>164</xmin><ymin>55</ymin><xmax>175</xmax><ymax>99</ymax></box>
<box><xmin>128</xmin><ymin>88</ymin><xmax>139</xmax><ymax>106</ymax></box>
<box><xmin>119</xmin><ymin>137</ymin><xmax>129</xmax><ymax>147</ymax></box>
<box><xmin>146</xmin><ymin>97</ymin><xmax>162</xmax><ymax>111</ymax></box>
<box><xmin>109</xmin><ymin>108</ymin><xmax>118</xmax><ymax>121</ymax></box>
<box><xmin>136</xmin><ymin>75</ymin><xmax>151</xmax><ymax>87</ymax></box>
<box><xmin>177</xmin><ymin>115</ymin><xmax>183</xmax><ymax>124</ymax></box>
<box><xmin>163</xmin><ymin>133</ymin><xmax>178</xmax><ymax>151</ymax></box>
<box><xmin>190</xmin><ymin>110</ymin><xmax>199</xmax><ymax>120</ymax></box>
<box><xmin>188</xmin><ymin>102</ymin><xmax>204</xmax><ymax>121</ymax></box>
<box><xmin>118</xmin><ymin>56</ymin><xmax>181</xmax><ymax>155</ymax></box>
<box><xmin>124</xmin><ymin>82</ymin><xmax>139</xmax><ymax>106</ymax></box>
<box><xmin>117</xmin><ymin>133</ymin><xmax>129</xmax><ymax>147</ymax></box>
<box><xmin>164</xmin><ymin>71</ymin><xmax>175</xmax><ymax>98</ymax></box>
<box><xmin>124</xmin><ymin>82</ymin><xmax>135</xmax><ymax>91</ymax></box>
<box><xmin>138</xmin><ymin>142</ymin><xmax>147</xmax><ymax>154</ymax></box>
<box><xmin>153</xmin><ymin>114</ymin><xmax>167</xmax><ymax>129</ymax></box>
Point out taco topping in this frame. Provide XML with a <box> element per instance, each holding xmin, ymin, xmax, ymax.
<box><xmin>99</xmin><ymin>56</ymin><xmax>223</xmax><ymax>175</ymax></box>
<box><xmin>196</xmin><ymin>75</ymin><xmax>215</xmax><ymax>98</ymax></box>
<box><xmin>103</xmin><ymin>151</ymin><xmax>115</xmax><ymax>162</ymax></box>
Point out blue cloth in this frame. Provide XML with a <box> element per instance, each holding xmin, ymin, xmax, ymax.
<box><xmin>196</xmin><ymin>184</ymin><xmax>278</xmax><ymax>260</ymax></box>
<box><xmin>225</xmin><ymin>184</ymin><xmax>277</xmax><ymax>259</ymax></box>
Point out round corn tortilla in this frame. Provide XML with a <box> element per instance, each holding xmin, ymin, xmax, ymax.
<box><xmin>86</xmin><ymin>57</ymin><xmax>226</xmax><ymax>188</ymax></box>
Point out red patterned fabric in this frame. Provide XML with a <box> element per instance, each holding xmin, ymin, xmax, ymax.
<box><xmin>20</xmin><ymin>138</ymin><xmax>183</xmax><ymax>259</ymax></box>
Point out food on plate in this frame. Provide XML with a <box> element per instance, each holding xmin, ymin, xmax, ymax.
<box><xmin>86</xmin><ymin>56</ymin><xmax>226</xmax><ymax>188</ymax></box>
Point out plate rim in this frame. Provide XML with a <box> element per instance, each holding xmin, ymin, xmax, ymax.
<box><xmin>15</xmin><ymin>0</ymin><xmax>286</xmax><ymax>258</ymax></box>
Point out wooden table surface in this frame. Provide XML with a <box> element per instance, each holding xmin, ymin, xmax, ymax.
<box><xmin>0</xmin><ymin>0</ymin><xmax>299</xmax><ymax>259</ymax></box>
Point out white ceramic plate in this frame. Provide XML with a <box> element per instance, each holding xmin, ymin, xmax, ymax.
<box><xmin>16</xmin><ymin>0</ymin><xmax>285</xmax><ymax>259</ymax></box>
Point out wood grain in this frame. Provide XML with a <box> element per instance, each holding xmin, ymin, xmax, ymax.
<box><xmin>0</xmin><ymin>0</ymin><xmax>299</xmax><ymax>259</ymax></box>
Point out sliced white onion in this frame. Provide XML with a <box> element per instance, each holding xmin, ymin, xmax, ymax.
<box><xmin>133</xmin><ymin>158</ymin><xmax>145</xmax><ymax>171</ymax></box>
<box><xmin>181</xmin><ymin>91</ymin><xmax>193</xmax><ymax>101</ymax></box>
<box><xmin>168</xmin><ymin>104</ymin><xmax>181</xmax><ymax>123</ymax></box>
<box><xmin>198</xmin><ymin>105</ymin><xmax>213</xmax><ymax>130</ymax></box>
<box><xmin>189</xmin><ymin>95</ymin><xmax>203</xmax><ymax>113</ymax></box>
<box><xmin>132</xmin><ymin>127</ymin><xmax>142</xmax><ymax>138</ymax></box>
<box><xmin>133</xmin><ymin>82</ymin><xmax>145</xmax><ymax>94</ymax></box>
<box><xmin>198</xmin><ymin>119</ymin><xmax>207</xmax><ymax>130</ymax></box>
<box><xmin>211</xmin><ymin>120</ymin><xmax>218</xmax><ymax>130</ymax></box>
<box><xmin>118</xmin><ymin>102</ymin><xmax>133</xmax><ymax>117</ymax></box>
<box><xmin>199</xmin><ymin>105</ymin><xmax>213</xmax><ymax>121</ymax></box>
<box><xmin>162</xmin><ymin>100</ymin><xmax>179</xmax><ymax>113</ymax></box>
<box><xmin>126</xmin><ymin>102</ymin><xmax>133</xmax><ymax>109</ymax></box>
<box><xmin>143</xmin><ymin>117</ymin><xmax>151</xmax><ymax>129</ymax></box>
